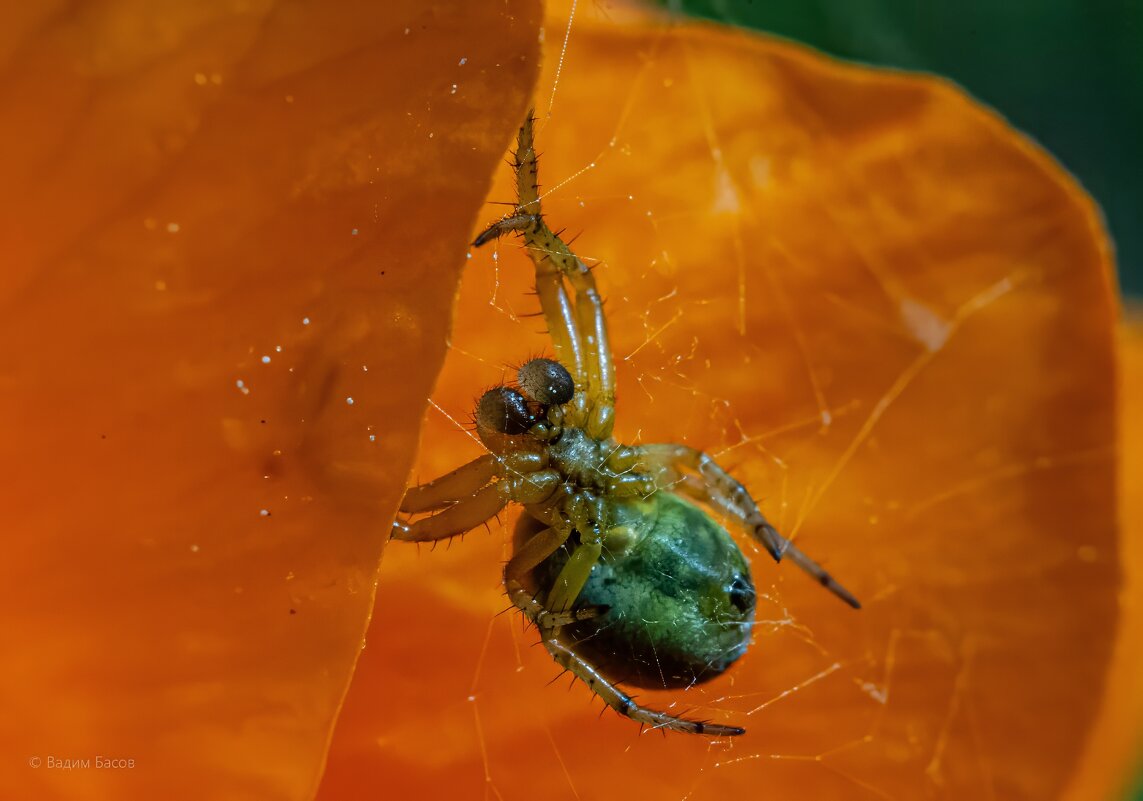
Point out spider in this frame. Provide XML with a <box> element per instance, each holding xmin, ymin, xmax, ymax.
<box><xmin>392</xmin><ymin>111</ymin><xmax>860</xmax><ymax>737</ymax></box>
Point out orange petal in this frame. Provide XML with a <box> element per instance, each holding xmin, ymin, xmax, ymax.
<box><xmin>1067</xmin><ymin>314</ymin><xmax>1143</xmax><ymax>800</ymax></box>
<box><xmin>321</xmin><ymin>5</ymin><xmax>1119</xmax><ymax>801</ymax></box>
<box><xmin>0</xmin><ymin>2</ymin><xmax>539</xmax><ymax>799</ymax></box>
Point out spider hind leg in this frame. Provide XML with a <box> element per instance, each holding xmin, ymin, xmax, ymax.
<box><xmin>541</xmin><ymin>633</ymin><xmax>745</xmax><ymax>737</ymax></box>
<box><xmin>505</xmin><ymin>515</ymin><xmax>746</xmax><ymax>737</ymax></box>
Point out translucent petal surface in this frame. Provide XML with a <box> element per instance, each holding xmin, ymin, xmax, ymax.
<box><xmin>1067</xmin><ymin>316</ymin><xmax>1143</xmax><ymax>801</ymax></box>
<box><xmin>319</xmin><ymin>6</ymin><xmax>1119</xmax><ymax>801</ymax></box>
<box><xmin>0</xmin><ymin>2</ymin><xmax>539</xmax><ymax>799</ymax></box>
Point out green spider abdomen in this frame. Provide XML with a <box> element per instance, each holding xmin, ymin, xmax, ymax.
<box><xmin>522</xmin><ymin>492</ymin><xmax>756</xmax><ymax>689</ymax></box>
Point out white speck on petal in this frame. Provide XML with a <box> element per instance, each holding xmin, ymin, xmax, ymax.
<box><xmin>711</xmin><ymin>165</ymin><xmax>740</xmax><ymax>214</ymax></box>
<box><xmin>899</xmin><ymin>298</ymin><xmax>951</xmax><ymax>352</ymax></box>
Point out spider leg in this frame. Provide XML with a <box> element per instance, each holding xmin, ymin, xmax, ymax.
<box><xmin>543</xmin><ymin>536</ymin><xmax>603</xmax><ymax>613</ymax></box>
<box><xmin>391</xmin><ymin>482</ymin><xmax>508</xmax><ymax>542</ymax></box>
<box><xmin>504</xmin><ymin>518</ymin><xmax>572</xmax><ymax>578</ymax></box>
<box><xmin>541</xmin><ymin>631</ymin><xmax>744</xmax><ymax>737</ymax></box>
<box><xmin>400</xmin><ymin>451</ymin><xmax>548</xmax><ymax>513</ymax></box>
<box><xmin>503</xmin><ymin>554</ymin><xmax>744</xmax><ymax>736</ymax></box>
<box><xmin>624</xmin><ymin>444</ymin><xmax>861</xmax><ymax>609</ymax></box>
<box><xmin>400</xmin><ymin>454</ymin><xmax>498</xmax><ymax>513</ymax></box>
<box><xmin>392</xmin><ymin>470</ymin><xmax>562</xmax><ymax>543</ymax></box>
<box><xmin>474</xmin><ymin>117</ymin><xmax>585</xmax><ymax>392</ymax></box>
<box><xmin>504</xmin><ymin>523</ymin><xmax>607</xmax><ymax>629</ymax></box>
<box><xmin>538</xmin><ymin>489</ymin><xmax>610</xmax><ymax>614</ymax></box>
<box><xmin>473</xmin><ymin>112</ymin><xmax>615</xmax><ymax>438</ymax></box>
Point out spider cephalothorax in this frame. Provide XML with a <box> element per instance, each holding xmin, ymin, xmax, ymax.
<box><xmin>393</xmin><ymin>111</ymin><xmax>859</xmax><ymax>736</ymax></box>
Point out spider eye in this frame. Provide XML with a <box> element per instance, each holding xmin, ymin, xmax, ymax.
<box><xmin>476</xmin><ymin>386</ymin><xmax>535</xmax><ymax>435</ymax></box>
<box><xmin>517</xmin><ymin>358</ymin><xmax>574</xmax><ymax>405</ymax></box>
<box><xmin>728</xmin><ymin>574</ymin><xmax>755</xmax><ymax>615</ymax></box>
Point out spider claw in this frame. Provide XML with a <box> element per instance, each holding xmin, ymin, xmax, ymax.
<box><xmin>472</xmin><ymin>226</ymin><xmax>501</xmax><ymax>248</ymax></box>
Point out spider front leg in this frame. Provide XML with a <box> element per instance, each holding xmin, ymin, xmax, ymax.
<box><xmin>473</xmin><ymin>111</ymin><xmax>615</xmax><ymax>439</ymax></box>
<box><xmin>618</xmin><ymin>444</ymin><xmax>861</xmax><ymax>609</ymax></box>
<box><xmin>392</xmin><ymin>467</ymin><xmax>561</xmax><ymax>543</ymax></box>
<box><xmin>399</xmin><ymin>454</ymin><xmax>499</xmax><ymax>514</ymax></box>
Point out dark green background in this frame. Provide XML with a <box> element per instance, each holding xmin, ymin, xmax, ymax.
<box><xmin>659</xmin><ymin>0</ymin><xmax>1143</xmax><ymax>300</ymax></box>
<box><xmin>658</xmin><ymin>1</ymin><xmax>1142</xmax><ymax>797</ymax></box>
